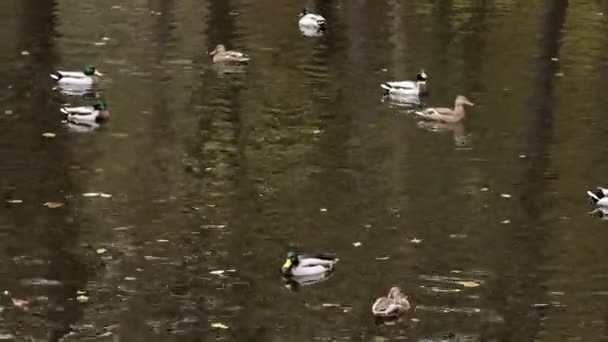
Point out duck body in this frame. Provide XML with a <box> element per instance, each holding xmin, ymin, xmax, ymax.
<box><xmin>372</xmin><ymin>287</ymin><xmax>411</xmax><ymax>318</ymax></box>
<box><xmin>60</xmin><ymin>100</ymin><xmax>109</xmax><ymax>124</ymax></box>
<box><xmin>50</xmin><ymin>64</ymin><xmax>103</xmax><ymax>88</ymax></box>
<box><xmin>382</xmin><ymin>70</ymin><xmax>429</xmax><ymax>98</ymax></box>
<box><xmin>414</xmin><ymin>95</ymin><xmax>474</xmax><ymax>123</ymax></box>
<box><xmin>281</xmin><ymin>252</ymin><xmax>338</xmax><ymax>278</ymax></box>
<box><xmin>587</xmin><ymin>187</ymin><xmax>608</xmax><ymax>207</ymax></box>
<box><xmin>209</xmin><ymin>44</ymin><xmax>250</xmax><ymax>64</ymax></box>
<box><xmin>298</xmin><ymin>8</ymin><xmax>326</xmax><ymax>31</ymax></box>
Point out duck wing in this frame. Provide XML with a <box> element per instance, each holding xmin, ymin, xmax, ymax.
<box><xmin>382</xmin><ymin>81</ymin><xmax>416</xmax><ymax>91</ymax></box>
<box><xmin>60</xmin><ymin>106</ymin><xmax>95</xmax><ymax>115</ymax></box>
<box><xmin>57</xmin><ymin>71</ymin><xmax>87</xmax><ymax>78</ymax></box>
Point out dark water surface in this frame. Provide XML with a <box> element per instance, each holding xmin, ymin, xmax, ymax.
<box><xmin>2</xmin><ymin>0</ymin><xmax>608</xmax><ymax>340</ymax></box>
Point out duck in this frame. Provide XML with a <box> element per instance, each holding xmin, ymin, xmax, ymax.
<box><xmin>298</xmin><ymin>8</ymin><xmax>326</xmax><ymax>31</ymax></box>
<box><xmin>413</xmin><ymin>95</ymin><xmax>475</xmax><ymax>123</ymax></box>
<box><xmin>50</xmin><ymin>64</ymin><xmax>103</xmax><ymax>87</ymax></box>
<box><xmin>381</xmin><ymin>70</ymin><xmax>429</xmax><ymax>97</ymax></box>
<box><xmin>371</xmin><ymin>287</ymin><xmax>411</xmax><ymax>318</ymax></box>
<box><xmin>587</xmin><ymin>187</ymin><xmax>608</xmax><ymax>207</ymax></box>
<box><xmin>60</xmin><ymin>99</ymin><xmax>109</xmax><ymax>124</ymax></box>
<box><xmin>281</xmin><ymin>251</ymin><xmax>338</xmax><ymax>277</ymax></box>
<box><xmin>209</xmin><ymin>44</ymin><xmax>250</xmax><ymax>64</ymax></box>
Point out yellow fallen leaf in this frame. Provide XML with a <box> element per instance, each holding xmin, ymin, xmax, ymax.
<box><xmin>42</xmin><ymin>132</ymin><xmax>56</xmax><ymax>138</ymax></box>
<box><xmin>211</xmin><ymin>322</ymin><xmax>229</xmax><ymax>329</ymax></box>
<box><xmin>12</xmin><ymin>298</ymin><xmax>28</xmax><ymax>309</ymax></box>
<box><xmin>76</xmin><ymin>295</ymin><xmax>89</xmax><ymax>303</ymax></box>
<box><xmin>82</xmin><ymin>192</ymin><xmax>100</xmax><ymax>197</ymax></box>
<box><xmin>44</xmin><ymin>202</ymin><xmax>64</xmax><ymax>209</ymax></box>
<box><xmin>457</xmin><ymin>280</ymin><xmax>480</xmax><ymax>288</ymax></box>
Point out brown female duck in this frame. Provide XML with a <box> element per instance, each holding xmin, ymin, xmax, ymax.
<box><xmin>209</xmin><ymin>44</ymin><xmax>250</xmax><ymax>64</ymax></box>
<box><xmin>414</xmin><ymin>95</ymin><xmax>474</xmax><ymax>123</ymax></box>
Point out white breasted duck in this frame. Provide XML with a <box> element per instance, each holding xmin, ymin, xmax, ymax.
<box><xmin>381</xmin><ymin>70</ymin><xmax>429</xmax><ymax>97</ymax></box>
<box><xmin>51</xmin><ymin>64</ymin><xmax>104</xmax><ymax>88</ymax></box>
<box><xmin>61</xmin><ymin>99</ymin><xmax>110</xmax><ymax>124</ymax></box>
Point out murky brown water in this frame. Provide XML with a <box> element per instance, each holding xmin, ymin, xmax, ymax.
<box><xmin>2</xmin><ymin>0</ymin><xmax>608</xmax><ymax>341</ymax></box>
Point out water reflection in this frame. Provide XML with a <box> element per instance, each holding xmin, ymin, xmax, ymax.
<box><xmin>2</xmin><ymin>0</ymin><xmax>608</xmax><ymax>341</ymax></box>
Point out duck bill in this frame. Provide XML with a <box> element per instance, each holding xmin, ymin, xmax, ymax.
<box><xmin>467</xmin><ymin>101</ymin><xmax>475</xmax><ymax>106</ymax></box>
<box><xmin>94</xmin><ymin>70</ymin><xmax>104</xmax><ymax>77</ymax></box>
<box><xmin>281</xmin><ymin>258</ymin><xmax>292</xmax><ymax>272</ymax></box>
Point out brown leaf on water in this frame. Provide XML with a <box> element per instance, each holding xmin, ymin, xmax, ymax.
<box><xmin>211</xmin><ymin>322</ymin><xmax>229</xmax><ymax>329</ymax></box>
<box><xmin>44</xmin><ymin>202</ymin><xmax>64</xmax><ymax>209</ymax></box>
<box><xmin>42</xmin><ymin>132</ymin><xmax>56</xmax><ymax>138</ymax></box>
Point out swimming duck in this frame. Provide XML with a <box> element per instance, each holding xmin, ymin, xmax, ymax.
<box><xmin>60</xmin><ymin>99</ymin><xmax>109</xmax><ymax>124</ymax></box>
<box><xmin>50</xmin><ymin>64</ymin><xmax>103</xmax><ymax>87</ymax></box>
<box><xmin>371</xmin><ymin>287</ymin><xmax>411</xmax><ymax>317</ymax></box>
<box><xmin>281</xmin><ymin>251</ymin><xmax>338</xmax><ymax>277</ymax></box>
<box><xmin>413</xmin><ymin>95</ymin><xmax>474</xmax><ymax>123</ymax></box>
<box><xmin>381</xmin><ymin>70</ymin><xmax>429</xmax><ymax>97</ymax></box>
<box><xmin>209</xmin><ymin>44</ymin><xmax>250</xmax><ymax>64</ymax></box>
<box><xmin>298</xmin><ymin>8</ymin><xmax>326</xmax><ymax>31</ymax></box>
<box><xmin>587</xmin><ymin>187</ymin><xmax>608</xmax><ymax>207</ymax></box>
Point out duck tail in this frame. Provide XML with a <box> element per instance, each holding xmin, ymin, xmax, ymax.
<box><xmin>587</xmin><ymin>190</ymin><xmax>603</xmax><ymax>203</ymax></box>
<box><xmin>60</xmin><ymin>107</ymin><xmax>69</xmax><ymax>115</ymax></box>
<box><xmin>381</xmin><ymin>83</ymin><xmax>392</xmax><ymax>95</ymax></box>
<box><xmin>50</xmin><ymin>71</ymin><xmax>62</xmax><ymax>81</ymax></box>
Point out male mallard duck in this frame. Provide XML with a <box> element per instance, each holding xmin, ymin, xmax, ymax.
<box><xmin>381</xmin><ymin>70</ymin><xmax>429</xmax><ymax>97</ymax></box>
<box><xmin>298</xmin><ymin>8</ymin><xmax>326</xmax><ymax>31</ymax></box>
<box><xmin>209</xmin><ymin>44</ymin><xmax>250</xmax><ymax>64</ymax></box>
<box><xmin>60</xmin><ymin>99</ymin><xmax>109</xmax><ymax>124</ymax></box>
<box><xmin>587</xmin><ymin>187</ymin><xmax>608</xmax><ymax>207</ymax></box>
<box><xmin>371</xmin><ymin>287</ymin><xmax>411</xmax><ymax>317</ymax></box>
<box><xmin>50</xmin><ymin>64</ymin><xmax>104</xmax><ymax>87</ymax></box>
<box><xmin>414</xmin><ymin>95</ymin><xmax>474</xmax><ymax>123</ymax></box>
<box><xmin>281</xmin><ymin>251</ymin><xmax>338</xmax><ymax>277</ymax></box>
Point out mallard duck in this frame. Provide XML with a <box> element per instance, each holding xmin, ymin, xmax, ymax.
<box><xmin>413</xmin><ymin>95</ymin><xmax>474</xmax><ymax>123</ymax></box>
<box><xmin>209</xmin><ymin>44</ymin><xmax>250</xmax><ymax>64</ymax></box>
<box><xmin>381</xmin><ymin>70</ymin><xmax>429</xmax><ymax>97</ymax></box>
<box><xmin>60</xmin><ymin>99</ymin><xmax>109</xmax><ymax>124</ymax></box>
<box><xmin>298</xmin><ymin>8</ymin><xmax>326</xmax><ymax>31</ymax></box>
<box><xmin>50</xmin><ymin>64</ymin><xmax>103</xmax><ymax>87</ymax></box>
<box><xmin>587</xmin><ymin>187</ymin><xmax>608</xmax><ymax>207</ymax></box>
<box><xmin>371</xmin><ymin>287</ymin><xmax>411</xmax><ymax>317</ymax></box>
<box><xmin>281</xmin><ymin>251</ymin><xmax>338</xmax><ymax>277</ymax></box>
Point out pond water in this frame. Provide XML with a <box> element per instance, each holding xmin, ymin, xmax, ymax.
<box><xmin>1</xmin><ymin>0</ymin><xmax>608</xmax><ymax>341</ymax></box>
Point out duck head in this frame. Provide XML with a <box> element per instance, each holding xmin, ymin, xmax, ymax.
<box><xmin>209</xmin><ymin>44</ymin><xmax>226</xmax><ymax>56</ymax></box>
<box><xmin>281</xmin><ymin>251</ymin><xmax>299</xmax><ymax>274</ymax></box>
<box><xmin>93</xmin><ymin>99</ymin><xmax>110</xmax><ymax>121</ymax></box>
<box><xmin>388</xmin><ymin>286</ymin><xmax>404</xmax><ymax>299</ymax></box>
<box><xmin>416</xmin><ymin>69</ymin><xmax>428</xmax><ymax>94</ymax></box>
<box><xmin>83</xmin><ymin>64</ymin><xmax>103</xmax><ymax>77</ymax></box>
<box><xmin>455</xmin><ymin>95</ymin><xmax>474</xmax><ymax>107</ymax></box>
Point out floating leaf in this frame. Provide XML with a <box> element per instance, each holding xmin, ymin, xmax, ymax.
<box><xmin>457</xmin><ymin>280</ymin><xmax>480</xmax><ymax>288</ymax></box>
<box><xmin>500</xmin><ymin>193</ymin><xmax>512</xmax><ymax>198</ymax></box>
<box><xmin>352</xmin><ymin>242</ymin><xmax>362</xmax><ymax>247</ymax></box>
<box><xmin>320</xmin><ymin>208</ymin><xmax>327</xmax><ymax>212</ymax></box>
<box><xmin>211</xmin><ymin>322</ymin><xmax>229</xmax><ymax>329</ymax></box>
<box><xmin>44</xmin><ymin>202</ymin><xmax>64</xmax><ymax>209</ymax></box>
<box><xmin>76</xmin><ymin>295</ymin><xmax>89</xmax><ymax>303</ymax></box>
<box><xmin>322</xmin><ymin>303</ymin><xmax>341</xmax><ymax>307</ymax></box>
<box><xmin>501</xmin><ymin>219</ymin><xmax>511</xmax><ymax>224</ymax></box>
<box><xmin>156</xmin><ymin>239</ymin><xmax>169</xmax><ymax>243</ymax></box>
<box><xmin>12</xmin><ymin>298</ymin><xmax>28</xmax><ymax>309</ymax></box>
<box><xmin>42</xmin><ymin>132</ymin><xmax>56</xmax><ymax>138</ymax></box>
<box><xmin>99</xmin><ymin>193</ymin><xmax>112</xmax><ymax>198</ymax></box>
<box><xmin>82</xmin><ymin>192</ymin><xmax>100</xmax><ymax>197</ymax></box>
<box><xmin>409</xmin><ymin>238</ymin><xmax>423</xmax><ymax>244</ymax></box>
<box><xmin>209</xmin><ymin>270</ymin><xmax>225</xmax><ymax>275</ymax></box>
<box><xmin>6</xmin><ymin>199</ymin><xmax>23</xmax><ymax>204</ymax></box>
<box><xmin>375</xmin><ymin>256</ymin><xmax>390</xmax><ymax>261</ymax></box>
<box><xmin>96</xmin><ymin>248</ymin><xmax>107</xmax><ymax>254</ymax></box>
<box><xmin>21</xmin><ymin>51</ymin><xmax>30</xmax><ymax>56</ymax></box>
